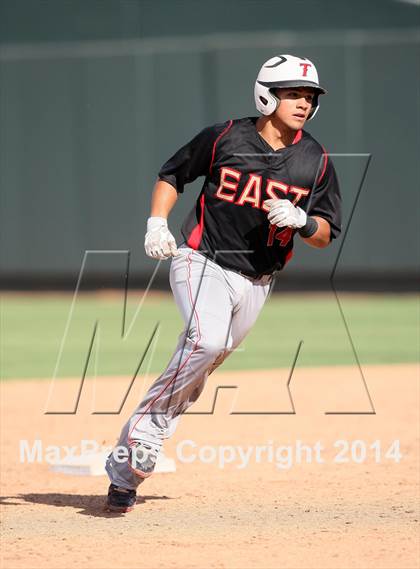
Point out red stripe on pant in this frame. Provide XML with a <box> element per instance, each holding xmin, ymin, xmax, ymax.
<box><xmin>127</xmin><ymin>253</ymin><xmax>202</xmax><ymax>446</ymax></box>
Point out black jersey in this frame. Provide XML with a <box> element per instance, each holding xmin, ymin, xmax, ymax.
<box><xmin>158</xmin><ymin>117</ymin><xmax>341</xmax><ymax>278</ymax></box>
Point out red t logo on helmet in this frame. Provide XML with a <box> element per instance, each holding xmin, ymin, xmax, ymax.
<box><xmin>299</xmin><ymin>63</ymin><xmax>312</xmax><ymax>77</ymax></box>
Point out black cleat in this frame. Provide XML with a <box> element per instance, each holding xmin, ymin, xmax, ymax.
<box><xmin>105</xmin><ymin>484</ymin><xmax>137</xmax><ymax>513</ymax></box>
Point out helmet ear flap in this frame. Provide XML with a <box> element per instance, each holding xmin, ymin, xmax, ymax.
<box><xmin>260</xmin><ymin>89</ymin><xmax>280</xmax><ymax>116</ymax></box>
<box><xmin>255</xmin><ymin>81</ymin><xmax>280</xmax><ymax>116</ymax></box>
<box><xmin>268</xmin><ymin>88</ymin><xmax>280</xmax><ymax>112</ymax></box>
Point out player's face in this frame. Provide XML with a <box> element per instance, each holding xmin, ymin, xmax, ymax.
<box><xmin>274</xmin><ymin>87</ymin><xmax>315</xmax><ymax>129</ymax></box>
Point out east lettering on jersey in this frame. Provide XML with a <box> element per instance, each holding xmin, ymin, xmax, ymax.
<box><xmin>158</xmin><ymin>117</ymin><xmax>341</xmax><ymax>279</ymax></box>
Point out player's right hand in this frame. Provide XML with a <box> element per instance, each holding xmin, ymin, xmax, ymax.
<box><xmin>144</xmin><ymin>217</ymin><xmax>179</xmax><ymax>260</ymax></box>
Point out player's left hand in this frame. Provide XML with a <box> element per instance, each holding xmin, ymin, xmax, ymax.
<box><xmin>264</xmin><ymin>198</ymin><xmax>307</xmax><ymax>229</ymax></box>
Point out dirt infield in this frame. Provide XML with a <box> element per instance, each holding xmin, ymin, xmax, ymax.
<box><xmin>1</xmin><ymin>364</ymin><xmax>419</xmax><ymax>569</ymax></box>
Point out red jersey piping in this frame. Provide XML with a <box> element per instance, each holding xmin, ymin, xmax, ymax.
<box><xmin>317</xmin><ymin>146</ymin><xmax>328</xmax><ymax>185</ymax></box>
<box><xmin>209</xmin><ymin>120</ymin><xmax>233</xmax><ymax>174</ymax></box>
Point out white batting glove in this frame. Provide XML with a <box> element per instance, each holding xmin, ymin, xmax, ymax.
<box><xmin>264</xmin><ymin>199</ymin><xmax>307</xmax><ymax>229</ymax></box>
<box><xmin>144</xmin><ymin>217</ymin><xmax>179</xmax><ymax>260</ymax></box>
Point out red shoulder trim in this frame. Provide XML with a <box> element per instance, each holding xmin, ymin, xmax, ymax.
<box><xmin>316</xmin><ymin>146</ymin><xmax>328</xmax><ymax>185</ymax></box>
<box><xmin>209</xmin><ymin>120</ymin><xmax>233</xmax><ymax>174</ymax></box>
<box><xmin>292</xmin><ymin>129</ymin><xmax>302</xmax><ymax>144</ymax></box>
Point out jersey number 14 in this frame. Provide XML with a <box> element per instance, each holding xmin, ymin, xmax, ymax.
<box><xmin>267</xmin><ymin>225</ymin><xmax>293</xmax><ymax>247</ymax></box>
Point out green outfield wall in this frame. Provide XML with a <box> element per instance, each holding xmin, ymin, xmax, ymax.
<box><xmin>1</xmin><ymin>1</ymin><xmax>419</xmax><ymax>287</ymax></box>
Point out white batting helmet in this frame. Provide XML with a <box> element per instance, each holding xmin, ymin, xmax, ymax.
<box><xmin>254</xmin><ymin>55</ymin><xmax>327</xmax><ymax>120</ymax></box>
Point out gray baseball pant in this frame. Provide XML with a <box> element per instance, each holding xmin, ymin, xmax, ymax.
<box><xmin>106</xmin><ymin>246</ymin><xmax>272</xmax><ymax>489</ymax></box>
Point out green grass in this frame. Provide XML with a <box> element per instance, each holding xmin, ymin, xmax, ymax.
<box><xmin>1</xmin><ymin>292</ymin><xmax>418</xmax><ymax>380</ymax></box>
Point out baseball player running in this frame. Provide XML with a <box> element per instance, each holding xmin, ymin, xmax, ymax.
<box><xmin>105</xmin><ymin>54</ymin><xmax>342</xmax><ymax>512</ymax></box>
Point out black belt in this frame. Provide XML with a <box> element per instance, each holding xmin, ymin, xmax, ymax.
<box><xmin>238</xmin><ymin>271</ymin><xmax>273</xmax><ymax>284</ymax></box>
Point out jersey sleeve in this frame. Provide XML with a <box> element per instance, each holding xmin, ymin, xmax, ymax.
<box><xmin>307</xmin><ymin>155</ymin><xmax>342</xmax><ymax>241</ymax></box>
<box><xmin>158</xmin><ymin>122</ymin><xmax>227</xmax><ymax>194</ymax></box>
